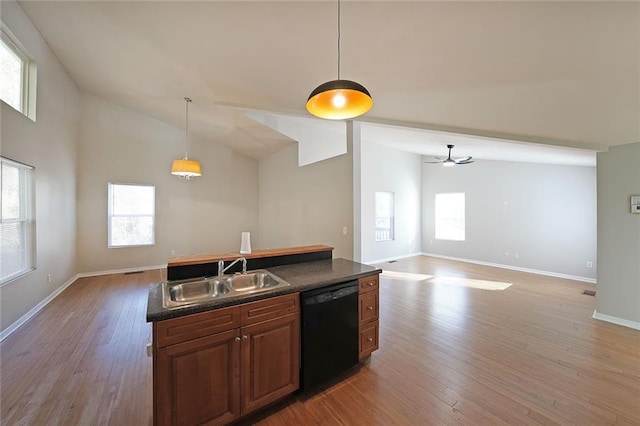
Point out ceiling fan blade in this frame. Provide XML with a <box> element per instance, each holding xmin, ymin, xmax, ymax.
<box><xmin>454</xmin><ymin>158</ymin><xmax>474</xmax><ymax>164</ymax></box>
<box><xmin>423</xmin><ymin>156</ymin><xmax>444</xmax><ymax>163</ymax></box>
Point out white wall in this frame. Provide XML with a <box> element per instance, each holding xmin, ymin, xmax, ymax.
<box><xmin>258</xmin><ymin>143</ymin><xmax>353</xmax><ymax>259</ymax></box>
<box><xmin>76</xmin><ymin>95</ymin><xmax>259</xmax><ymax>273</ymax></box>
<box><xmin>0</xmin><ymin>1</ymin><xmax>81</xmax><ymax>332</ymax></box>
<box><xmin>596</xmin><ymin>142</ymin><xmax>640</xmax><ymax>326</ymax></box>
<box><xmin>422</xmin><ymin>159</ymin><xmax>597</xmax><ymax>280</ymax></box>
<box><xmin>360</xmin><ymin>141</ymin><xmax>422</xmax><ymax>263</ymax></box>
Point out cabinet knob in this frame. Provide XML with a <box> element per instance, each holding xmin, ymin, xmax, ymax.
<box><xmin>368</xmin><ymin>282</ymin><xmax>374</xmax><ymax>286</ymax></box>
<box><xmin>367</xmin><ymin>306</ymin><xmax>374</xmax><ymax>310</ymax></box>
<box><xmin>242</xmin><ymin>335</ymin><xmax>248</xmax><ymax>340</ymax></box>
<box><xmin>234</xmin><ymin>337</ymin><xmax>241</xmax><ymax>342</ymax></box>
<box><xmin>368</xmin><ymin>337</ymin><xmax>374</xmax><ymax>342</ymax></box>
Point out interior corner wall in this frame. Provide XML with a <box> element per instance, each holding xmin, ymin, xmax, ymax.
<box><xmin>258</xmin><ymin>143</ymin><xmax>353</xmax><ymax>260</ymax></box>
<box><xmin>76</xmin><ymin>94</ymin><xmax>259</xmax><ymax>273</ymax></box>
<box><xmin>596</xmin><ymin>142</ymin><xmax>640</xmax><ymax>324</ymax></box>
<box><xmin>421</xmin><ymin>159</ymin><xmax>597</xmax><ymax>280</ymax></box>
<box><xmin>0</xmin><ymin>0</ymin><xmax>81</xmax><ymax>333</ymax></box>
<box><xmin>360</xmin><ymin>142</ymin><xmax>422</xmax><ymax>263</ymax></box>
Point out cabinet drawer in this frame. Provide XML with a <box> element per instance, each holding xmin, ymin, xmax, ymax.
<box><xmin>155</xmin><ymin>305</ymin><xmax>240</xmax><ymax>348</ymax></box>
<box><xmin>359</xmin><ymin>275</ymin><xmax>379</xmax><ymax>293</ymax></box>
<box><xmin>241</xmin><ymin>293</ymin><xmax>300</xmax><ymax>326</ymax></box>
<box><xmin>359</xmin><ymin>321</ymin><xmax>379</xmax><ymax>360</ymax></box>
<box><xmin>359</xmin><ymin>289</ymin><xmax>379</xmax><ymax>325</ymax></box>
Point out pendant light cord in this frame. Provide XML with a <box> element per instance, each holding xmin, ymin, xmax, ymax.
<box><xmin>337</xmin><ymin>0</ymin><xmax>341</xmax><ymax>80</ymax></box>
<box><xmin>184</xmin><ymin>97</ymin><xmax>192</xmax><ymax>159</ymax></box>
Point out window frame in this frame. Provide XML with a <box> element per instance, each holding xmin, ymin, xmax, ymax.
<box><xmin>0</xmin><ymin>25</ymin><xmax>37</xmax><ymax>121</ymax></box>
<box><xmin>1</xmin><ymin>156</ymin><xmax>36</xmax><ymax>285</ymax></box>
<box><xmin>375</xmin><ymin>191</ymin><xmax>395</xmax><ymax>242</ymax></box>
<box><xmin>107</xmin><ymin>182</ymin><xmax>156</xmax><ymax>248</ymax></box>
<box><xmin>435</xmin><ymin>192</ymin><xmax>466</xmax><ymax>242</ymax></box>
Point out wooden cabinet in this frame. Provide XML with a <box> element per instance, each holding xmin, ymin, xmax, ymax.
<box><xmin>153</xmin><ymin>293</ymin><xmax>300</xmax><ymax>426</ymax></box>
<box><xmin>358</xmin><ymin>274</ymin><xmax>380</xmax><ymax>360</ymax></box>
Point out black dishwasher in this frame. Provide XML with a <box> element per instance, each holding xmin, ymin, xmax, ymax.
<box><xmin>300</xmin><ymin>280</ymin><xmax>359</xmax><ymax>392</ymax></box>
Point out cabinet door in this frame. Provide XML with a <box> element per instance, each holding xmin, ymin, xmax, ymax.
<box><xmin>156</xmin><ymin>329</ymin><xmax>241</xmax><ymax>426</ymax></box>
<box><xmin>240</xmin><ymin>313</ymin><xmax>300</xmax><ymax>416</ymax></box>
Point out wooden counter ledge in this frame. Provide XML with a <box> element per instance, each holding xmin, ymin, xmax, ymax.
<box><xmin>168</xmin><ymin>245</ymin><xmax>334</xmax><ymax>267</ymax></box>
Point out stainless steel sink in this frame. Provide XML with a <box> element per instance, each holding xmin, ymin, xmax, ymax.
<box><xmin>168</xmin><ymin>278</ymin><xmax>230</xmax><ymax>303</ymax></box>
<box><xmin>224</xmin><ymin>270</ymin><xmax>281</xmax><ymax>292</ymax></box>
<box><xmin>162</xmin><ymin>270</ymin><xmax>290</xmax><ymax>308</ymax></box>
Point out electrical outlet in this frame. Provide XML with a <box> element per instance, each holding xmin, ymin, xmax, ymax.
<box><xmin>47</xmin><ymin>274</ymin><xmax>52</xmax><ymax>284</ymax></box>
<box><xmin>170</xmin><ymin>249</ymin><xmax>176</xmax><ymax>256</ymax></box>
<box><xmin>343</xmin><ymin>226</ymin><xmax>347</xmax><ymax>235</ymax></box>
<box><xmin>586</xmin><ymin>261</ymin><xmax>593</xmax><ymax>268</ymax></box>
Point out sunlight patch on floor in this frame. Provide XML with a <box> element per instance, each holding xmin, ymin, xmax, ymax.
<box><xmin>381</xmin><ymin>270</ymin><xmax>434</xmax><ymax>281</ymax></box>
<box><xmin>430</xmin><ymin>276</ymin><xmax>512</xmax><ymax>291</ymax></box>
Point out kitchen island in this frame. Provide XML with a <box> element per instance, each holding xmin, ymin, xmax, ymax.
<box><xmin>147</xmin><ymin>246</ymin><xmax>381</xmax><ymax>426</ymax></box>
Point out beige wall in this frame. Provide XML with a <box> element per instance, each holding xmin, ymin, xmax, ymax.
<box><xmin>0</xmin><ymin>1</ymin><xmax>81</xmax><ymax>332</ymax></box>
<box><xmin>360</xmin><ymin>141</ymin><xmax>422</xmax><ymax>263</ymax></box>
<box><xmin>258</xmin><ymin>144</ymin><xmax>353</xmax><ymax>259</ymax></box>
<box><xmin>422</xmin><ymin>159</ymin><xmax>597</xmax><ymax>280</ymax></box>
<box><xmin>76</xmin><ymin>95</ymin><xmax>259</xmax><ymax>273</ymax></box>
<box><xmin>596</xmin><ymin>142</ymin><xmax>640</xmax><ymax>326</ymax></box>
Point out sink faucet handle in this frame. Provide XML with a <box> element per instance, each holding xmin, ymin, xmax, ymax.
<box><xmin>218</xmin><ymin>259</ymin><xmax>225</xmax><ymax>276</ymax></box>
<box><xmin>242</xmin><ymin>257</ymin><xmax>247</xmax><ymax>274</ymax></box>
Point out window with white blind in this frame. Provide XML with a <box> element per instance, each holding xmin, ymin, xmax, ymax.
<box><xmin>375</xmin><ymin>191</ymin><xmax>395</xmax><ymax>242</ymax></box>
<box><xmin>0</xmin><ymin>27</ymin><xmax>37</xmax><ymax>120</ymax></box>
<box><xmin>108</xmin><ymin>183</ymin><xmax>155</xmax><ymax>248</ymax></box>
<box><xmin>1</xmin><ymin>157</ymin><xmax>35</xmax><ymax>284</ymax></box>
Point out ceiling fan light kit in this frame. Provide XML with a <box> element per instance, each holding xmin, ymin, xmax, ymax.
<box><xmin>306</xmin><ymin>0</ymin><xmax>372</xmax><ymax>120</ymax></box>
<box><xmin>425</xmin><ymin>144</ymin><xmax>474</xmax><ymax>166</ymax></box>
<box><xmin>171</xmin><ymin>97</ymin><xmax>202</xmax><ymax>179</ymax></box>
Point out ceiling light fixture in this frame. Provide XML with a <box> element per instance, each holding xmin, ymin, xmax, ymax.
<box><xmin>171</xmin><ymin>97</ymin><xmax>202</xmax><ymax>179</ymax></box>
<box><xmin>306</xmin><ymin>0</ymin><xmax>373</xmax><ymax>120</ymax></box>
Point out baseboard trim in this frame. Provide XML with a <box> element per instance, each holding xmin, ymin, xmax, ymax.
<box><xmin>364</xmin><ymin>252</ymin><xmax>423</xmax><ymax>265</ymax></box>
<box><xmin>592</xmin><ymin>310</ymin><xmax>640</xmax><ymax>330</ymax></box>
<box><xmin>1</xmin><ymin>264</ymin><xmax>166</xmax><ymax>343</ymax></box>
<box><xmin>76</xmin><ymin>264</ymin><xmax>166</xmax><ymax>278</ymax></box>
<box><xmin>421</xmin><ymin>252</ymin><xmax>597</xmax><ymax>284</ymax></box>
<box><xmin>0</xmin><ymin>273</ymin><xmax>79</xmax><ymax>343</ymax></box>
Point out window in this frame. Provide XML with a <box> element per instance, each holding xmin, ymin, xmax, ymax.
<box><xmin>1</xmin><ymin>157</ymin><xmax>35</xmax><ymax>284</ymax></box>
<box><xmin>108</xmin><ymin>183</ymin><xmax>155</xmax><ymax>248</ymax></box>
<box><xmin>0</xmin><ymin>27</ymin><xmax>36</xmax><ymax>120</ymax></box>
<box><xmin>435</xmin><ymin>193</ymin><xmax>465</xmax><ymax>241</ymax></box>
<box><xmin>375</xmin><ymin>191</ymin><xmax>395</xmax><ymax>242</ymax></box>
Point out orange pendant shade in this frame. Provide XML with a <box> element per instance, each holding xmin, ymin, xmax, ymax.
<box><xmin>306</xmin><ymin>79</ymin><xmax>373</xmax><ymax>120</ymax></box>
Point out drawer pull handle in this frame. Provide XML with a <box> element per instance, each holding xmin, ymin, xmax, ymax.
<box><xmin>368</xmin><ymin>337</ymin><xmax>374</xmax><ymax>342</ymax></box>
<box><xmin>367</xmin><ymin>306</ymin><xmax>374</xmax><ymax>310</ymax></box>
<box><xmin>242</xmin><ymin>335</ymin><xmax>248</xmax><ymax>340</ymax></box>
<box><xmin>368</xmin><ymin>282</ymin><xmax>374</xmax><ymax>286</ymax></box>
<box><xmin>234</xmin><ymin>337</ymin><xmax>241</xmax><ymax>342</ymax></box>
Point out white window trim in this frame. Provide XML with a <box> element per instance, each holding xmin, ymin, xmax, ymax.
<box><xmin>375</xmin><ymin>191</ymin><xmax>395</xmax><ymax>242</ymax></box>
<box><xmin>1</xmin><ymin>24</ymin><xmax>37</xmax><ymax>121</ymax></box>
<box><xmin>1</xmin><ymin>157</ymin><xmax>36</xmax><ymax>286</ymax></box>
<box><xmin>435</xmin><ymin>192</ymin><xmax>466</xmax><ymax>242</ymax></box>
<box><xmin>107</xmin><ymin>182</ymin><xmax>156</xmax><ymax>248</ymax></box>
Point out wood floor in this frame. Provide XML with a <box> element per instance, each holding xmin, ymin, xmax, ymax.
<box><xmin>1</xmin><ymin>256</ymin><xmax>639</xmax><ymax>425</ymax></box>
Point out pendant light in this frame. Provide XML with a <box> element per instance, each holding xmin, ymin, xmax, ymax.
<box><xmin>171</xmin><ymin>97</ymin><xmax>202</xmax><ymax>179</ymax></box>
<box><xmin>306</xmin><ymin>0</ymin><xmax>373</xmax><ymax>120</ymax></box>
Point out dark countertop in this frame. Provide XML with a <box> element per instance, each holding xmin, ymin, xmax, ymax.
<box><xmin>146</xmin><ymin>258</ymin><xmax>382</xmax><ymax>322</ymax></box>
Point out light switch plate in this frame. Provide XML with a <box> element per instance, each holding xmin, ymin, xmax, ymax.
<box><xmin>632</xmin><ymin>195</ymin><xmax>640</xmax><ymax>214</ymax></box>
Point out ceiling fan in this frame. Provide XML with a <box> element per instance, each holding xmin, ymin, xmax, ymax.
<box><xmin>424</xmin><ymin>144</ymin><xmax>474</xmax><ymax>167</ymax></box>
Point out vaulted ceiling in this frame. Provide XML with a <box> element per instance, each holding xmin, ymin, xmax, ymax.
<box><xmin>17</xmin><ymin>1</ymin><xmax>640</xmax><ymax>163</ymax></box>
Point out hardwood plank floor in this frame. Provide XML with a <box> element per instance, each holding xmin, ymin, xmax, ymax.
<box><xmin>1</xmin><ymin>257</ymin><xmax>638</xmax><ymax>425</ymax></box>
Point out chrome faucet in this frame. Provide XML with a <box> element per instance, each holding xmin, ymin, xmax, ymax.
<box><xmin>218</xmin><ymin>257</ymin><xmax>247</xmax><ymax>276</ymax></box>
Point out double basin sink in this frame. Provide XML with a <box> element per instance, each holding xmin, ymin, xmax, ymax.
<box><xmin>162</xmin><ymin>270</ymin><xmax>291</xmax><ymax>309</ymax></box>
